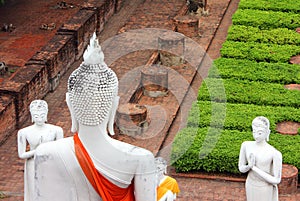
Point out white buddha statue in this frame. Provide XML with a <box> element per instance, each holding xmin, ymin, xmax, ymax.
<box><xmin>155</xmin><ymin>157</ymin><xmax>180</xmax><ymax>201</ymax></box>
<box><xmin>238</xmin><ymin>116</ymin><xmax>282</xmax><ymax>201</ymax></box>
<box><xmin>17</xmin><ymin>100</ymin><xmax>63</xmax><ymax>201</ymax></box>
<box><xmin>34</xmin><ymin>33</ymin><xmax>157</xmax><ymax>201</ymax></box>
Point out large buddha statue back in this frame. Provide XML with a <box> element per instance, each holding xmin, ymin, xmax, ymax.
<box><xmin>34</xmin><ymin>33</ymin><xmax>157</xmax><ymax>201</ymax></box>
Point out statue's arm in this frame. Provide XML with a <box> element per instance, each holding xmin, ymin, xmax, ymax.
<box><xmin>158</xmin><ymin>190</ymin><xmax>174</xmax><ymax>201</ymax></box>
<box><xmin>134</xmin><ymin>153</ymin><xmax>157</xmax><ymax>201</ymax></box>
<box><xmin>251</xmin><ymin>150</ymin><xmax>282</xmax><ymax>185</ymax></box>
<box><xmin>17</xmin><ymin>130</ymin><xmax>35</xmax><ymax>159</ymax></box>
<box><xmin>55</xmin><ymin>126</ymin><xmax>64</xmax><ymax>140</ymax></box>
<box><xmin>238</xmin><ymin>142</ymin><xmax>251</xmax><ymax>173</ymax></box>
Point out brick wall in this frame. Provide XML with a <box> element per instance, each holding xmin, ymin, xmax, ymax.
<box><xmin>0</xmin><ymin>94</ymin><xmax>16</xmax><ymax>144</ymax></box>
<box><xmin>0</xmin><ymin>64</ymin><xmax>49</xmax><ymax>129</ymax></box>
<box><xmin>57</xmin><ymin>9</ymin><xmax>97</xmax><ymax>60</ymax></box>
<box><xmin>28</xmin><ymin>35</ymin><xmax>76</xmax><ymax>91</ymax></box>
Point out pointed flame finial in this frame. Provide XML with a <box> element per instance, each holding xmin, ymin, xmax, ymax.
<box><xmin>83</xmin><ymin>32</ymin><xmax>105</xmax><ymax>65</ymax></box>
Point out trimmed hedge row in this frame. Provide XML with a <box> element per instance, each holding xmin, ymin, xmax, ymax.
<box><xmin>238</xmin><ymin>0</ymin><xmax>300</xmax><ymax>13</ymax></box>
<box><xmin>197</xmin><ymin>78</ymin><xmax>300</xmax><ymax>107</ymax></box>
<box><xmin>209</xmin><ymin>58</ymin><xmax>300</xmax><ymax>84</ymax></box>
<box><xmin>232</xmin><ymin>9</ymin><xmax>300</xmax><ymax>30</ymax></box>
<box><xmin>227</xmin><ymin>25</ymin><xmax>300</xmax><ymax>46</ymax></box>
<box><xmin>187</xmin><ymin>101</ymin><xmax>300</xmax><ymax>132</ymax></box>
<box><xmin>220</xmin><ymin>41</ymin><xmax>300</xmax><ymax>63</ymax></box>
<box><xmin>171</xmin><ymin>127</ymin><xmax>300</xmax><ymax>174</ymax></box>
<box><xmin>171</xmin><ymin>0</ymin><xmax>300</xmax><ymax>177</ymax></box>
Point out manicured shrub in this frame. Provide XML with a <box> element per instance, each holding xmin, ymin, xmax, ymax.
<box><xmin>227</xmin><ymin>25</ymin><xmax>300</xmax><ymax>46</ymax></box>
<box><xmin>238</xmin><ymin>0</ymin><xmax>300</xmax><ymax>13</ymax></box>
<box><xmin>220</xmin><ymin>41</ymin><xmax>300</xmax><ymax>63</ymax></box>
<box><xmin>209</xmin><ymin>58</ymin><xmax>300</xmax><ymax>84</ymax></box>
<box><xmin>187</xmin><ymin>101</ymin><xmax>300</xmax><ymax>132</ymax></box>
<box><xmin>171</xmin><ymin>127</ymin><xmax>300</xmax><ymax>174</ymax></box>
<box><xmin>198</xmin><ymin>78</ymin><xmax>300</xmax><ymax>107</ymax></box>
<box><xmin>232</xmin><ymin>9</ymin><xmax>300</xmax><ymax>30</ymax></box>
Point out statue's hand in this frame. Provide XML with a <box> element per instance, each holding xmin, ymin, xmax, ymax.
<box><xmin>248</xmin><ymin>153</ymin><xmax>255</xmax><ymax>168</ymax></box>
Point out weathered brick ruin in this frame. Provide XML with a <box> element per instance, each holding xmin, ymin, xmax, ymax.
<box><xmin>0</xmin><ymin>0</ymin><xmax>202</xmax><ymax>145</ymax></box>
<box><xmin>0</xmin><ymin>0</ymin><xmax>125</xmax><ymax>144</ymax></box>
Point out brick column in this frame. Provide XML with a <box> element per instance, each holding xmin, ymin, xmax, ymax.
<box><xmin>141</xmin><ymin>65</ymin><xmax>168</xmax><ymax>98</ymax></box>
<box><xmin>279</xmin><ymin>164</ymin><xmax>298</xmax><ymax>195</ymax></box>
<box><xmin>173</xmin><ymin>15</ymin><xmax>199</xmax><ymax>38</ymax></box>
<box><xmin>116</xmin><ymin>103</ymin><xmax>149</xmax><ymax>136</ymax></box>
<box><xmin>158</xmin><ymin>34</ymin><xmax>185</xmax><ymax>66</ymax></box>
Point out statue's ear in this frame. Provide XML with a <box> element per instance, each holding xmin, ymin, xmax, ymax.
<box><xmin>66</xmin><ymin>93</ymin><xmax>78</xmax><ymax>133</ymax></box>
<box><xmin>108</xmin><ymin>94</ymin><xmax>119</xmax><ymax>136</ymax></box>
<box><xmin>266</xmin><ymin>129</ymin><xmax>271</xmax><ymax>141</ymax></box>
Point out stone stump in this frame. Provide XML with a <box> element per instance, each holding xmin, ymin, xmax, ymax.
<box><xmin>158</xmin><ymin>34</ymin><xmax>185</xmax><ymax>66</ymax></box>
<box><xmin>278</xmin><ymin>164</ymin><xmax>298</xmax><ymax>194</ymax></box>
<box><xmin>276</xmin><ymin>121</ymin><xmax>300</xmax><ymax>135</ymax></box>
<box><xmin>141</xmin><ymin>65</ymin><xmax>168</xmax><ymax>97</ymax></box>
<box><xmin>289</xmin><ymin>55</ymin><xmax>300</xmax><ymax>65</ymax></box>
<box><xmin>116</xmin><ymin>103</ymin><xmax>149</xmax><ymax>136</ymax></box>
<box><xmin>173</xmin><ymin>15</ymin><xmax>199</xmax><ymax>38</ymax></box>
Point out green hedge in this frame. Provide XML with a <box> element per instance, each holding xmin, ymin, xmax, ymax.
<box><xmin>197</xmin><ymin>78</ymin><xmax>300</xmax><ymax>107</ymax></box>
<box><xmin>187</xmin><ymin>101</ymin><xmax>300</xmax><ymax>132</ymax></box>
<box><xmin>171</xmin><ymin>127</ymin><xmax>300</xmax><ymax>174</ymax></box>
<box><xmin>227</xmin><ymin>25</ymin><xmax>300</xmax><ymax>46</ymax></box>
<box><xmin>209</xmin><ymin>58</ymin><xmax>300</xmax><ymax>84</ymax></box>
<box><xmin>171</xmin><ymin>0</ymin><xmax>300</xmax><ymax>177</ymax></box>
<box><xmin>238</xmin><ymin>0</ymin><xmax>300</xmax><ymax>13</ymax></box>
<box><xmin>220</xmin><ymin>41</ymin><xmax>300</xmax><ymax>63</ymax></box>
<box><xmin>232</xmin><ymin>9</ymin><xmax>300</xmax><ymax>30</ymax></box>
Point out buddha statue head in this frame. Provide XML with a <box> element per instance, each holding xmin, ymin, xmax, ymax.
<box><xmin>30</xmin><ymin>100</ymin><xmax>48</xmax><ymax>126</ymax></box>
<box><xmin>252</xmin><ymin>116</ymin><xmax>271</xmax><ymax>142</ymax></box>
<box><xmin>155</xmin><ymin>157</ymin><xmax>168</xmax><ymax>184</ymax></box>
<box><xmin>67</xmin><ymin>33</ymin><xmax>118</xmax><ymax>132</ymax></box>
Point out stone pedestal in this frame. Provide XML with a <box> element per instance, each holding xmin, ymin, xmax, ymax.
<box><xmin>278</xmin><ymin>164</ymin><xmax>298</xmax><ymax>195</ymax></box>
<box><xmin>141</xmin><ymin>65</ymin><xmax>168</xmax><ymax>97</ymax></box>
<box><xmin>116</xmin><ymin>103</ymin><xmax>149</xmax><ymax>136</ymax></box>
<box><xmin>173</xmin><ymin>15</ymin><xmax>199</xmax><ymax>37</ymax></box>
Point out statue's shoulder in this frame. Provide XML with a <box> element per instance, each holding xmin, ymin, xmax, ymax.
<box><xmin>132</xmin><ymin>146</ymin><xmax>154</xmax><ymax>157</ymax></box>
<box><xmin>241</xmin><ymin>140</ymin><xmax>254</xmax><ymax>147</ymax></box>
<box><xmin>271</xmin><ymin>145</ymin><xmax>282</xmax><ymax>158</ymax></box>
<box><xmin>128</xmin><ymin>144</ymin><xmax>154</xmax><ymax>157</ymax></box>
<box><xmin>112</xmin><ymin>138</ymin><xmax>154</xmax><ymax>157</ymax></box>
<box><xmin>18</xmin><ymin>125</ymin><xmax>34</xmax><ymax>135</ymax></box>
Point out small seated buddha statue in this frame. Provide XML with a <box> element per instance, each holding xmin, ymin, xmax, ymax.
<box><xmin>155</xmin><ymin>157</ymin><xmax>180</xmax><ymax>201</ymax></box>
<box><xmin>34</xmin><ymin>33</ymin><xmax>157</xmax><ymax>201</ymax></box>
<box><xmin>238</xmin><ymin>116</ymin><xmax>282</xmax><ymax>201</ymax></box>
<box><xmin>17</xmin><ymin>99</ymin><xmax>63</xmax><ymax>201</ymax></box>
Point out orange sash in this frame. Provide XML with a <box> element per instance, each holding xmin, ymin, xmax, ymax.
<box><xmin>74</xmin><ymin>133</ymin><xmax>135</xmax><ymax>201</ymax></box>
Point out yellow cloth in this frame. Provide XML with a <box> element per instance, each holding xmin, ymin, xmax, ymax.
<box><xmin>157</xmin><ymin>176</ymin><xmax>180</xmax><ymax>200</ymax></box>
